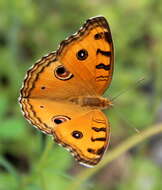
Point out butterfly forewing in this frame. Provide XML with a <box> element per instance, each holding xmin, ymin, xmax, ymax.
<box><xmin>57</xmin><ymin>16</ymin><xmax>114</xmax><ymax>95</ymax></box>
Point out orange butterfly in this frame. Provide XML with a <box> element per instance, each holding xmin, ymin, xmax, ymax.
<box><xmin>19</xmin><ymin>16</ymin><xmax>114</xmax><ymax>167</ymax></box>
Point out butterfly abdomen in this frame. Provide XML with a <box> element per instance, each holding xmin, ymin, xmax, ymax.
<box><xmin>70</xmin><ymin>96</ymin><xmax>113</xmax><ymax>109</ymax></box>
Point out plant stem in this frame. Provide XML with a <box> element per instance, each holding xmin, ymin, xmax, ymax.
<box><xmin>68</xmin><ymin>123</ymin><xmax>162</xmax><ymax>190</ymax></box>
<box><xmin>36</xmin><ymin>137</ymin><xmax>54</xmax><ymax>172</ymax></box>
<box><xmin>22</xmin><ymin>137</ymin><xmax>54</xmax><ymax>188</ymax></box>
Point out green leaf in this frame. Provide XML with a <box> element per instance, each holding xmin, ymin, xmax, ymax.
<box><xmin>0</xmin><ymin>118</ymin><xmax>25</xmax><ymax>140</ymax></box>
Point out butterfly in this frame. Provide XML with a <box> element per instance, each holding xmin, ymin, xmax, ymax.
<box><xmin>19</xmin><ymin>16</ymin><xmax>114</xmax><ymax>167</ymax></box>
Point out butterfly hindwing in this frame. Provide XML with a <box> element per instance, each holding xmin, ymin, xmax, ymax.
<box><xmin>53</xmin><ymin>109</ymin><xmax>110</xmax><ymax>167</ymax></box>
<box><xmin>20</xmin><ymin>97</ymin><xmax>91</xmax><ymax>134</ymax></box>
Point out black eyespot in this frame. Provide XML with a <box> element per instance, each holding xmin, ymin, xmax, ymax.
<box><xmin>54</xmin><ymin>119</ymin><xmax>63</xmax><ymax>124</ymax></box>
<box><xmin>76</xmin><ymin>49</ymin><xmax>88</xmax><ymax>60</ymax></box>
<box><xmin>94</xmin><ymin>33</ymin><xmax>102</xmax><ymax>40</ymax></box>
<box><xmin>57</xmin><ymin>67</ymin><xmax>65</xmax><ymax>75</ymax></box>
<box><xmin>71</xmin><ymin>131</ymin><xmax>83</xmax><ymax>139</ymax></box>
<box><xmin>54</xmin><ymin>65</ymin><xmax>73</xmax><ymax>80</ymax></box>
<box><xmin>52</xmin><ymin>115</ymin><xmax>71</xmax><ymax>125</ymax></box>
<box><xmin>41</xmin><ymin>86</ymin><xmax>46</xmax><ymax>90</ymax></box>
<box><xmin>87</xmin><ymin>148</ymin><xmax>94</xmax><ymax>153</ymax></box>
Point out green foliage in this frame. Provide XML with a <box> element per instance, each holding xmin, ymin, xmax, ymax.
<box><xmin>0</xmin><ymin>0</ymin><xmax>162</xmax><ymax>190</ymax></box>
<box><xmin>118</xmin><ymin>157</ymin><xmax>162</xmax><ymax>190</ymax></box>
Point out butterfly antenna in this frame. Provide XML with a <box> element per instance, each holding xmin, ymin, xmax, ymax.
<box><xmin>110</xmin><ymin>77</ymin><xmax>145</xmax><ymax>102</ymax></box>
<box><xmin>112</xmin><ymin>107</ymin><xmax>141</xmax><ymax>134</ymax></box>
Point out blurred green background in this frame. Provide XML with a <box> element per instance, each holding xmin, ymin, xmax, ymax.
<box><xmin>0</xmin><ymin>0</ymin><xmax>162</xmax><ymax>189</ymax></box>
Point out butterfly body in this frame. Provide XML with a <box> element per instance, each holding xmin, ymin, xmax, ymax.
<box><xmin>19</xmin><ymin>16</ymin><xmax>114</xmax><ymax>167</ymax></box>
<box><xmin>69</xmin><ymin>96</ymin><xmax>113</xmax><ymax>109</ymax></box>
